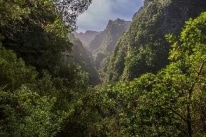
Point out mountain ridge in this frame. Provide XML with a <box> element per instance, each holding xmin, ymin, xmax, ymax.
<box><xmin>105</xmin><ymin>0</ymin><xmax>206</xmax><ymax>82</ymax></box>
<box><xmin>73</xmin><ymin>30</ymin><xmax>99</xmax><ymax>48</ymax></box>
<box><xmin>90</xmin><ymin>18</ymin><xmax>131</xmax><ymax>70</ymax></box>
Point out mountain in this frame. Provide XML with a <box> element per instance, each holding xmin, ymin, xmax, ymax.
<box><xmin>89</xmin><ymin>18</ymin><xmax>131</xmax><ymax>70</ymax></box>
<box><xmin>88</xmin><ymin>31</ymin><xmax>105</xmax><ymax>53</ymax></box>
<box><xmin>65</xmin><ymin>34</ymin><xmax>100</xmax><ymax>85</ymax></box>
<box><xmin>105</xmin><ymin>0</ymin><xmax>206</xmax><ymax>82</ymax></box>
<box><xmin>73</xmin><ymin>30</ymin><xmax>99</xmax><ymax>48</ymax></box>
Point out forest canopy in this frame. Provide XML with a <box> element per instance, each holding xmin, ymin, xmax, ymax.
<box><xmin>0</xmin><ymin>0</ymin><xmax>91</xmax><ymax>136</ymax></box>
<box><xmin>0</xmin><ymin>0</ymin><xmax>206</xmax><ymax>136</ymax></box>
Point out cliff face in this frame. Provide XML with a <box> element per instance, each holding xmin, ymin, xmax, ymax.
<box><xmin>89</xmin><ymin>31</ymin><xmax>105</xmax><ymax>52</ymax></box>
<box><xmin>73</xmin><ymin>30</ymin><xmax>99</xmax><ymax>48</ymax></box>
<box><xmin>90</xmin><ymin>19</ymin><xmax>131</xmax><ymax>69</ymax></box>
<box><xmin>105</xmin><ymin>0</ymin><xmax>206</xmax><ymax>82</ymax></box>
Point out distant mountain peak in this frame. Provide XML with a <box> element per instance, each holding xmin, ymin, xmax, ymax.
<box><xmin>72</xmin><ymin>31</ymin><xmax>100</xmax><ymax>47</ymax></box>
<box><xmin>107</xmin><ymin>18</ymin><xmax>131</xmax><ymax>25</ymax></box>
<box><xmin>85</xmin><ymin>30</ymin><xmax>98</xmax><ymax>34</ymax></box>
<box><xmin>89</xmin><ymin>18</ymin><xmax>131</xmax><ymax>69</ymax></box>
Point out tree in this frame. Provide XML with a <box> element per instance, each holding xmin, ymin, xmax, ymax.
<box><xmin>81</xmin><ymin>12</ymin><xmax>206</xmax><ymax>137</ymax></box>
<box><xmin>0</xmin><ymin>1</ymin><xmax>92</xmax><ymax>136</ymax></box>
<box><xmin>0</xmin><ymin>0</ymin><xmax>67</xmax><ymax>73</ymax></box>
<box><xmin>0</xmin><ymin>47</ymin><xmax>66</xmax><ymax>137</ymax></box>
<box><xmin>0</xmin><ymin>0</ymin><xmax>92</xmax><ymax>74</ymax></box>
<box><xmin>54</xmin><ymin>0</ymin><xmax>92</xmax><ymax>29</ymax></box>
<box><xmin>165</xmin><ymin>12</ymin><xmax>206</xmax><ymax>136</ymax></box>
<box><xmin>122</xmin><ymin>11</ymin><xmax>206</xmax><ymax>136</ymax></box>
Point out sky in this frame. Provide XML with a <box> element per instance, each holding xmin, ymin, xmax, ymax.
<box><xmin>76</xmin><ymin>0</ymin><xmax>144</xmax><ymax>32</ymax></box>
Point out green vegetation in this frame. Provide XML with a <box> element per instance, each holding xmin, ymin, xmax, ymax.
<box><xmin>67</xmin><ymin>34</ymin><xmax>100</xmax><ymax>85</ymax></box>
<box><xmin>93</xmin><ymin>19</ymin><xmax>130</xmax><ymax>70</ymax></box>
<box><xmin>106</xmin><ymin>0</ymin><xmax>206</xmax><ymax>82</ymax></box>
<box><xmin>70</xmin><ymin>12</ymin><xmax>206</xmax><ymax>136</ymax></box>
<box><xmin>0</xmin><ymin>0</ymin><xmax>206</xmax><ymax>137</ymax></box>
<box><xmin>88</xmin><ymin>19</ymin><xmax>130</xmax><ymax>81</ymax></box>
<box><xmin>0</xmin><ymin>0</ymin><xmax>90</xmax><ymax>136</ymax></box>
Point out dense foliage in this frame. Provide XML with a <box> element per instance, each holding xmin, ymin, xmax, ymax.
<box><xmin>67</xmin><ymin>34</ymin><xmax>100</xmax><ymax>85</ymax></box>
<box><xmin>1</xmin><ymin>0</ymin><xmax>206</xmax><ymax>137</ymax></box>
<box><xmin>106</xmin><ymin>0</ymin><xmax>206</xmax><ymax>82</ymax></box>
<box><xmin>54</xmin><ymin>0</ymin><xmax>92</xmax><ymax>29</ymax></box>
<box><xmin>68</xmin><ymin>12</ymin><xmax>206</xmax><ymax>137</ymax></box>
<box><xmin>0</xmin><ymin>0</ymin><xmax>91</xmax><ymax>136</ymax></box>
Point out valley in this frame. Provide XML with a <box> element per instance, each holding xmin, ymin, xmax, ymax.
<box><xmin>0</xmin><ymin>0</ymin><xmax>206</xmax><ymax>136</ymax></box>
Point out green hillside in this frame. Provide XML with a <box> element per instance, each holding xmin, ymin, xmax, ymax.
<box><xmin>67</xmin><ymin>34</ymin><xmax>100</xmax><ymax>85</ymax></box>
<box><xmin>1</xmin><ymin>0</ymin><xmax>206</xmax><ymax>137</ymax></box>
<box><xmin>106</xmin><ymin>0</ymin><xmax>206</xmax><ymax>82</ymax></box>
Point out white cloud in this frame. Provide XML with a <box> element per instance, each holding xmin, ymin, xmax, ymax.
<box><xmin>76</xmin><ymin>0</ymin><xmax>143</xmax><ymax>32</ymax></box>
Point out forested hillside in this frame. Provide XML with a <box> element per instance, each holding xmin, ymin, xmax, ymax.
<box><xmin>67</xmin><ymin>34</ymin><xmax>100</xmax><ymax>85</ymax></box>
<box><xmin>1</xmin><ymin>0</ymin><xmax>206</xmax><ymax>137</ymax></box>
<box><xmin>105</xmin><ymin>0</ymin><xmax>206</xmax><ymax>82</ymax></box>
<box><xmin>0</xmin><ymin>0</ymin><xmax>92</xmax><ymax>136</ymax></box>
<box><xmin>91</xmin><ymin>19</ymin><xmax>131</xmax><ymax>70</ymax></box>
<box><xmin>72</xmin><ymin>18</ymin><xmax>130</xmax><ymax>81</ymax></box>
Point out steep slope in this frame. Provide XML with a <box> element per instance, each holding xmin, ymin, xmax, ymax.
<box><xmin>65</xmin><ymin>34</ymin><xmax>100</xmax><ymax>85</ymax></box>
<box><xmin>73</xmin><ymin>30</ymin><xmax>99</xmax><ymax>48</ymax></box>
<box><xmin>90</xmin><ymin>18</ymin><xmax>131</xmax><ymax>69</ymax></box>
<box><xmin>89</xmin><ymin>31</ymin><xmax>105</xmax><ymax>53</ymax></box>
<box><xmin>106</xmin><ymin>0</ymin><xmax>206</xmax><ymax>82</ymax></box>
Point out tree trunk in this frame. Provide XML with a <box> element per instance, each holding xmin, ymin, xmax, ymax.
<box><xmin>187</xmin><ymin>103</ymin><xmax>192</xmax><ymax>137</ymax></box>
